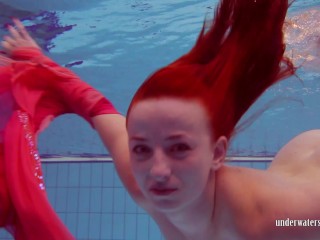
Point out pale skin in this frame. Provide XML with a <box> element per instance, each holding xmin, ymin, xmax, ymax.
<box><xmin>3</xmin><ymin>19</ymin><xmax>320</xmax><ymax>240</ymax></box>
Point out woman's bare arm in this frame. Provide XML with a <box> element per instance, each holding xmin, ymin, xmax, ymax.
<box><xmin>92</xmin><ymin>114</ymin><xmax>145</xmax><ymax>203</ymax></box>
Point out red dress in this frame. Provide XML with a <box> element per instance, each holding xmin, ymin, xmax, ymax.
<box><xmin>0</xmin><ymin>48</ymin><xmax>75</xmax><ymax>239</ymax></box>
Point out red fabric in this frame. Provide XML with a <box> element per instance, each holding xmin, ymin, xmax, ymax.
<box><xmin>0</xmin><ymin>47</ymin><xmax>118</xmax><ymax>238</ymax></box>
<box><xmin>3</xmin><ymin>111</ymin><xmax>74</xmax><ymax>240</ymax></box>
<box><xmin>0</xmin><ymin>144</ymin><xmax>11</xmax><ymax>228</ymax></box>
<box><xmin>0</xmin><ymin>51</ymin><xmax>75</xmax><ymax>239</ymax></box>
<box><xmin>10</xmin><ymin>47</ymin><xmax>118</xmax><ymax>129</ymax></box>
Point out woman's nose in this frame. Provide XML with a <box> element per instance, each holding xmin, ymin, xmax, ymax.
<box><xmin>149</xmin><ymin>150</ymin><xmax>171</xmax><ymax>182</ymax></box>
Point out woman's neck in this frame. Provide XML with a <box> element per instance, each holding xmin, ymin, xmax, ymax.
<box><xmin>162</xmin><ymin>173</ymin><xmax>217</xmax><ymax>239</ymax></box>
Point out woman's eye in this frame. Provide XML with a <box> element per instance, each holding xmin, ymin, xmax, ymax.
<box><xmin>132</xmin><ymin>145</ymin><xmax>151</xmax><ymax>155</ymax></box>
<box><xmin>170</xmin><ymin>143</ymin><xmax>191</xmax><ymax>153</ymax></box>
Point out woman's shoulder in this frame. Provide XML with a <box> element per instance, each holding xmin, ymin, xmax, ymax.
<box><xmin>217</xmin><ymin>161</ymin><xmax>320</xmax><ymax>211</ymax></box>
<box><xmin>214</xmin><ymin>166</ymin><xmax>272</xmax><ymax>237</ymax></box>
<box><xmin>215</xmin><ymin>165</ymin><xmax>272</xmax><ymax>220</ymax></box>
<box><xmin>215</xmin><ymin>162</ymin><xmax>320</xmax><ymax>239</ymax></box>
<box><xmin>268</xmin><ymin>130</ymin><xmax>320</xmax><ymax>180</ymax></box>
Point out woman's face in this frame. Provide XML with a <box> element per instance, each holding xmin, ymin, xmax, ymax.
<box><xmin>127</xmin><ymin>98</ymin><xmax>226</xmax><ymax>213</ymax></box>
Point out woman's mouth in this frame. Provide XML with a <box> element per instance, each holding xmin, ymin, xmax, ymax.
<box><xmin>149</xmin><ymin>188</ymin><xmax>177</xmax><ymax>196</ymax></box>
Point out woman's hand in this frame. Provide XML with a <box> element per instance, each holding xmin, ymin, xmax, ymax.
<box><xmin>1</xmin><ymin>18</ymin><xmax>40</xmax><ymax>56</ymax></box>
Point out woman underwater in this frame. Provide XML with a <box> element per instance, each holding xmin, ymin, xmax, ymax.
<box><xmin>0</xmin><ymin>0</ymin><xmax>320</xmax><ymax>239</ymax></box>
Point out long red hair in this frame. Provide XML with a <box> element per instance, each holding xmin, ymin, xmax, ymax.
<box><xmin>127</xmin><ymin>0</ymin><xmax>295</xmax><ymax>140</ymax></box>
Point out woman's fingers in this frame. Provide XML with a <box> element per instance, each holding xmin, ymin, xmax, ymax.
<box><xmin>1</xmin><ymin>36</ymin><xmax>15</xmax><ymax>53</ymax></box>
<box><xmin>3</xmin><ymin>35</ymin><xmax>16</xmax><ymax>46</ymax></box>
<box><xmin>7</xmin><ymin>18</ymin><xmax>30</xmax><ymax>41</ymax></box>
<box><xmin>1</xmin><ymin>18</ymin><xmax>41</xmax><ymax>54</ymax></box>
<box><xmin>12</xmin><ymin>18</ymin><xmax>31</xmax><ymax>40</ymax></box>
<box><xmin>7</xmin><ymin>25</ymin><xmax>22</xmax><ymax>40</ymax></box>
<box><xmin>1</xmin><ymin>40</ymin><xmax>12</xmax><ymax>50</ymax></box>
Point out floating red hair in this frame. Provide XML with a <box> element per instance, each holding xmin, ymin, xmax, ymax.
<box><xmin>127</xmin><ymin>0</ymin><xmax>295</xmax><ymax>140</ymax></box>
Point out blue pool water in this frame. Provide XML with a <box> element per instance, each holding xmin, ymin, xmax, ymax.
<box><xmin>0</xmin><ymin>0</ymin><xmax>319</xmax><ymax>239</ymax></box>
